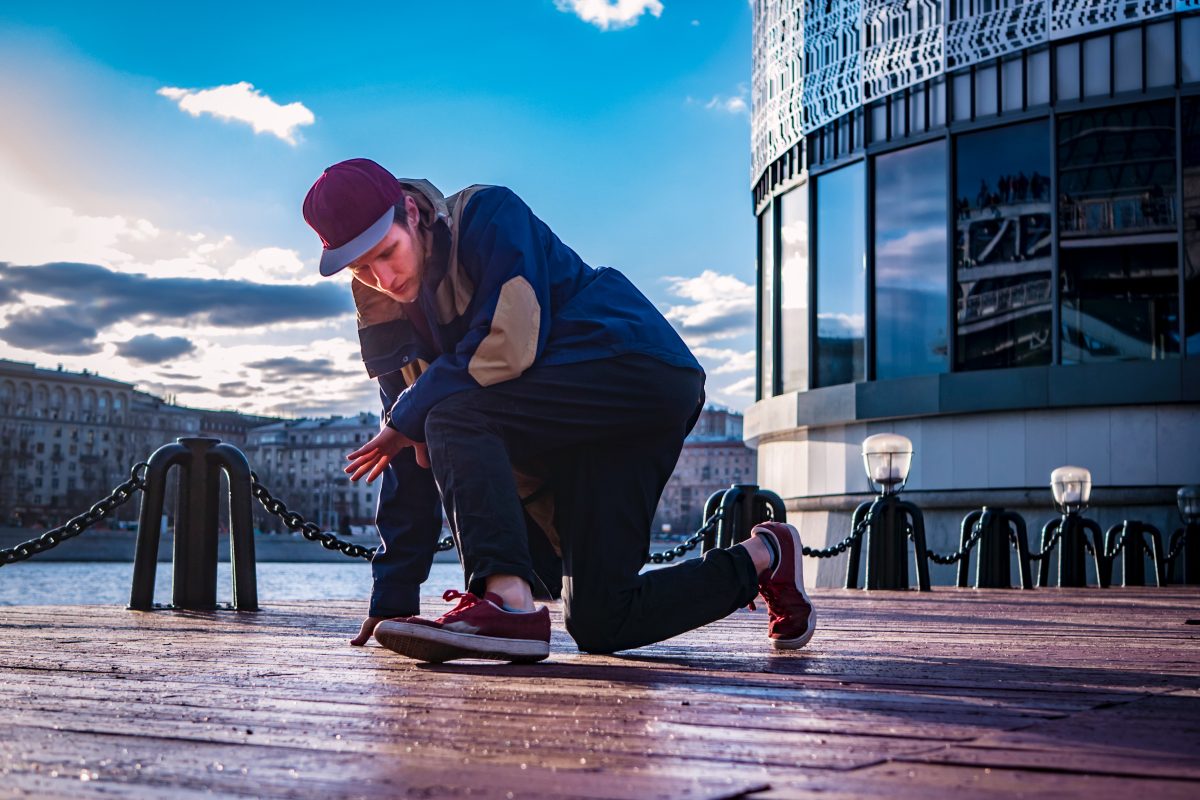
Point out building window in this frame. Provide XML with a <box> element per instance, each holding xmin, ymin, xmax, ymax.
<box><xmin>814</xmin><ymin>161</ymin><xmax>866</xmax><ymax>387</ymax></box>
<box><xmin>1058</xmin><ymin>101</ymin><xmax>1178</xmax><ymax>363</ymax></box>
<box><xmin>955</xmin><ymin>119</ymin><xmax>1053</xmax><ymax>370</ymax></box>
<box><xmin>779</xmin><ymin>183</ymin><xmax>809</xmax><ymax>393</ymax></box>
<box><xmin>759</xmin><ymin>203</ymin><xmax>776</xmax><ymax>398</ymax></box>
<box><xmin>874</xmin><ymin>140</ymin><xmax>949</xmax><ymax>380</ymax></box>
<box><xmin>1185</xmin><ymin>97</ymin><xmax>1200</xmax><ymax>357</ymax></box>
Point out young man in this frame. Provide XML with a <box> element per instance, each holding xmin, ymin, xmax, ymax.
<box><xmin>302</xmin><ymin>158</ymin><xmax>816</xmax><ymax>662</ymax></box>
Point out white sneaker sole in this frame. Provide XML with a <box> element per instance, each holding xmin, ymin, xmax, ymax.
<box><xmin>770</xmin><ymin>607</ymin><xmax>817</xmax><ymax>650</ymax></box>
<box><xmin>764</xmin><ymin>522</ymin><xmax>818</xmax><ymax>650</ymax></box>
<box><xmin>374</xmin><ymin>620</ymin><xmax>550</xmax><ymax>664</ymax></box>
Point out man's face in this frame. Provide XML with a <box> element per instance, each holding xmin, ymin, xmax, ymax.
<box><xmin>348</xmin><ymin>197</ymin><xmax>423</xmax><ymax>303</ymax></box>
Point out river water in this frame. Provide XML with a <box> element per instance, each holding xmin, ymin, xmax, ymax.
<box><xmin>0</xmin><ymin>561</ymin><xmax>466</xmax><ymax>607</ymax></box>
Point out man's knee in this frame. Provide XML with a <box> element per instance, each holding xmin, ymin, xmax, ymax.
<box><xmin>424</xmin><ymin>389</ymin><xmax>488</xmax><ymax>443</ymax></box>
<box><xmin>563</xmin><ymin>594</ymin><xmax>630</xmax><ymax>654</ymax></box>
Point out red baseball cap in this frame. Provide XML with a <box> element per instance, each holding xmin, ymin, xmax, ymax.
<box><xmin>303</xmin><ymin>158</ymin><xmax>404</xmax><ymax>277</ymax></box>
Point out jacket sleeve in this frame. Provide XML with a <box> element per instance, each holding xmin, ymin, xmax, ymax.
<box><xmin>386</xmin><ymin>187</ymin><xmax>553</xmax><ymax>441</ymax></box>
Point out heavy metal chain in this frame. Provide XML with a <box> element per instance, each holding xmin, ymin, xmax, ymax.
<box><xmin>1164</xmin><ymin>531</ymin><xmax>1186</xmax><ymax>565</ymax></box>
<box><xmin>248</xmin><ymin>473</ymin><xmax>452</xmax><ymax>560</ymax></box>
<box><xmin>646</xmin><ymin>511</ymin><xmax>720</xmax><ymax>564</ymax></box>
<box><xmin>1026</xmin><ymin>527</ymin><xmax>1062</xmax><ymax>562</ymax></box>
<box><xmin>0</xmin><ymin>462</ymin><xmax>149</xmax><ymax>567</ymax></box>
<box><xmin>801</xmin><ymin>511</ymin><xmax>870</xmax><ymax>558</ymax></box>
<box><xmin>1103</xmin><ymin>528</ymin><xmax>1130</xmax><ymax>560</ymax></box>
<box><xmin>926</xmin><ymin>517</ymin><xmax>987</xmax><ymax>565</ymax></box>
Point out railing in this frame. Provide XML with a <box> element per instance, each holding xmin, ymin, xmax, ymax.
<box><xmin>1059</xmin><ymin>191</ymin><xmax>1177</xmax><ymax>236</ymax></box>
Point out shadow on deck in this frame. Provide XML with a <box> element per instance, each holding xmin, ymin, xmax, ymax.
<box><xmin>1</xmin><ymin>587</ymin><xmax>1198</xmax><ymax>798</ymax></box>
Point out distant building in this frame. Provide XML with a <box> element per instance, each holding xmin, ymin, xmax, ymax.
<box><xmin>0</xmin><ymin>359</ymin><xmax>278</xmax><ymax>526</ymax></box>
<box><xmin>654</xmin><ymin>406</ymin><xmax>757</xmax><ymax>537</ymax></box>
<box><xmin>244</xmin><ymin>414</ymin><xmax>380</xmax><ymax>533</ymax></box>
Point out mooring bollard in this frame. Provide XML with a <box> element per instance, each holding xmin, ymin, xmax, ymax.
<box><xmin>1171</xmin><ymin>486</ymin><xmax>1200</xmax><ymax>584</ymax></box>
<box><xmin>956</xmin><ymin>507</ymin><xmax>1034</xmax><ymax>590</ymax></box>
<box><xmin>129</xmin><ymin>437</ymin><xmax>258</xmax><ymax>611</ymax></box>
<box><xmin>1102</xmin><ymin>520</ymin><xmax>1165</xmax><ymax>587</ymax></box>
<box><xmin>844</xmin><ymin>494</ymin><xmax>931</xmax><ymax>591</ymax></box>
<box><xmin>699</xmin><ymin>484</ymin><xmax>787</xmax><ymax>553</ymax></box>
<box><xmin>1038</xmin><ymin>511</ymin><xmax>1104</xmax><ymax>588</ymax></box>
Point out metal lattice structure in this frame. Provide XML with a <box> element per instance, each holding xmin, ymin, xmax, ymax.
<box><xmin>861</xmin><ymin>0</ymin><xmax>944</xmax><ymax>101</ymax></box>
<box><xmin>751</xmin><ymin>0</ymin><xmax>1191</xmax><ymax>180</ymax></box>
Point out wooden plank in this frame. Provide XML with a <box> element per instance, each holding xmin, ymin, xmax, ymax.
<box><xmin>1</xmin><ymin>587</ymin><xmax>1198</xmax><ymax>798</ymax></box>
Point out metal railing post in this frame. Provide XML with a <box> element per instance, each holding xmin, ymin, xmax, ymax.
<box><xmin>128</xmin><ymin>437</ymin><xmax>258</xmax><ymax>612</ymax></box>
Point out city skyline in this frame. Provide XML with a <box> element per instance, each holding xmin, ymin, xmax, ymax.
<box><xmin>0</xmin><ymin>1</ymin><xmax>757</xmax><ymax>417</ymax></box>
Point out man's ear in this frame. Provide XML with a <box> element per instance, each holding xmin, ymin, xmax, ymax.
<box><xmin>405</xmin><ymin>194</ymin><xmax>421</xmax><ymax>229</ymax></box>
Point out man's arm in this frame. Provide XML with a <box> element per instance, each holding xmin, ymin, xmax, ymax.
<box><xmin>385</xmin><ymin>187</ymin><xmax>555</xmax><ymax>441</ymax></box>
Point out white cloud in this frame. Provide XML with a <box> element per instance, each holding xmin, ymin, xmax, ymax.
<box><xmin>691</xmin><ymin>346</ymin><xmax>754</xmax><ymax>376</ymax></box>
<box><xmin>157</xmin><ymin>82</ymin><xmax>314</xmax><ymax>145</ymax></box>
<box><xmin>554</xmin><ymin>0</ymin><xmax>664</xmax><ymax>30</ymax></box>
<box><xmin>688</xmin><ymin>85</ymin><xmax>750</xmax><ymax>116</ymax></box>
<box><xmin>662</xmin><ymin>270</ymin><xmax>754</xmax><ymax>347</ymax></box>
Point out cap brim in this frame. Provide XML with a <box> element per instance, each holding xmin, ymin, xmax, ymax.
<box><xmin>318</xmin><ymin>207</ymin><xmax>394</xmax><ymax>277</ymax></box>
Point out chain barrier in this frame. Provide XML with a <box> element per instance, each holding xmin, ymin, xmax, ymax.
<box><xmin>800</xmin><ymin>510</ymin><xmax>870</xmax><ymax>558</ymax></box>
<box><xmin>251</xmin><ymin>474</ymin><xmax>719</xmax><ymax>566</ymax></box>
<box><xmin>1164</xmin><ymin>531</ymin><xmax>1186</xmax><ymax>566</ymax></box>
<box><xmin>0</xmin><ymin>462</ymin><xmax>149</xmax><ymax>567</ymax></box>
<box><xmin>1104</xmin><ymin>528</ymin><xmax>1129</xmax><ymax>560</ymax></box>
<box><xmin>926</xmin><ymin>517</ymin><xmax>986</xmax><ymax>565</ymax></box>
<box><xmin>1026</xmin><ymin>527</ymin><xmax>1062</xmax><ymax>562</ymax></box>
<box><xmin>646</xmin><ymin>512</ymin><xmax>720</xmax><ymax>564</ymax></box>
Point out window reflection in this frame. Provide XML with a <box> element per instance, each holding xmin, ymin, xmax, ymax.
<box><xmin>875</xmin><ymin>140</ymin><xmax>949</xmax><ymax>380</ymax></box>
<box><xmin>1058</xmin><ymin>102</ymin><xmax>1179</xmax><ymax>363</ymax></box>
<box><xmin>1184</xmin><ymin>98</ymin><xmax>1200</xmax><ymax>356</ymax></box>
<box><xmin>779</xmin><ymin>185</ymin><xmax>810</xmax><ymax>393</ymax></box>
<box><xmin>759</xmin><ymin>204</ymin><xmax>775</xmax><ymax>398</ymax></box>
<box><xmin>815</xmin><ymin>163</ymin><xmax>866</xmax><ymax>387</ymax></box>
<box><xmin>955</xmin><ymin>120</ymin><xmax>1053</xmax><ymax>370</ymax></box>
<box><xmin>1058</xmin><ymin>103</ymin><xmax>1177</xmax><ymax>238</ymax></box>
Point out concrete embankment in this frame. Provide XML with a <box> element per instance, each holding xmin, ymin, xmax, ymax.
<box><xmin>0</xmin><ymin>527</ymin><xmax>459</xmax><ymax>563</ymax></box>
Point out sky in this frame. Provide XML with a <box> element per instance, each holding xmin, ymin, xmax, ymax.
<box><xmin>0</xmin><ymin>0</ymin><xmax>756</xmax><ymax>419</ymax></box>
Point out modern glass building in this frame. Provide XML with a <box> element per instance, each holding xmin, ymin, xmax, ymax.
<box><xmin>747</xmin><ymin>0</ymin><xmax>1200</xmax><ymax>583</ymax></box>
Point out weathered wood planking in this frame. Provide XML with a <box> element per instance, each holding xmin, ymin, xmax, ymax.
<box><xmin>1</xmin><ymin>586</ymin><xmax>1198</xmax><ymax>799</ymax></box>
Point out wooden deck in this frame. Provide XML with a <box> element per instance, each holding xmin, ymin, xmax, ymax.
<box><xmin>2</xmin><ymin>587</ymin><xmax>1198</xmax><ymax>799</ymax></box>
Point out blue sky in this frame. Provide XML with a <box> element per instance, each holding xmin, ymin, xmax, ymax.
<box><xmin>0</xmin><ymin>1</ymin><xmax>756</xmax><ymax>417</ymax></box>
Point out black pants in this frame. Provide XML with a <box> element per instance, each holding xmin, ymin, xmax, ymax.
<box><xmin>424</xmin><ymin>355</ymin><xmax>760</xmax><ymax>653</ymax></box>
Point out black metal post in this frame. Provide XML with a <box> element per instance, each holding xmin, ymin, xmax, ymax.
<box><xmin>956</xmin><ymin>509</ymin><xmax>984</xmax><ymax>588</ymax></box>
<box><xmin>1039</xmin><ymin>512</ymin><xmax>1105</xmax><ymax>588</ymax></box>
<box><xmin>856</xmin><ymin>495</ymin><xmax>930</xmax><ymax>592</ymax></box>
<box><xmin>128</xmin><ymin>437</ymin><xmax>258</xmax><ymax>611</ymax></box>
<box><xmin>701</xmin><ymin>490</ymin><xmax>724</xmax><ymax>553</ymax></box>
<box><xmin>1004</xmin><ymin>511</ymin><xmax>1035</xmax><ymax>590</ymax></box>
<box><xmin>844</xmin><ymin>499</ymin><xmax>875</xmax><ymax>590</ymax></box>
<box><xmin>1171</xmin><ymin>522</ymin><xmax>1200</xmax><ymax>584</ymax></box>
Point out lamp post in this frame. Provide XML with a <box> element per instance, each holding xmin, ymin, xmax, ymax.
<box><xmin>1037</xmin><ymin>466</ymin><xmax>1105</xmax><ymax>588</ymax></box>
<box><xmin>845</xmin><ymin>434</ymin><xmax>930</xmax><ymax>591</ymax></box>
<box><xmin>1171</xmin><ymin>486</ymin><xmax>1200</xmax><ymax>584</ymax></box>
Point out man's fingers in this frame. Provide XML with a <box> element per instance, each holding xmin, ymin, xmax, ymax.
<box><xmin>344</xmin><ymin>452</ymin><xmax>378</xmax><ymax>475</ymax></box>
<box><xmin>350</xmin><ymin>616</ymin><xmax>384</xmax><ymax>646</ymax></box>
<box><xmin>349</xmin><ymin>458</ymin><xmax>378</xmax><ymax>483</ymax></box>
<box><xmin>414</xmin><ymin>443</ymin><xmax>430</xmax><ymax>469</ymax></box>
<box><xmin>365</xmin><ymin>454</ymin><xmax>391</xmax><ymax>484</ymax></box>
<box><xmin>346</xmin><ymin>444</ymin><xmax>379</xmax><ymax>461</ymax></box>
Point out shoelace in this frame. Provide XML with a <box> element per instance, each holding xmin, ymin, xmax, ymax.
<box><xmin>435</xmin><ymin>589</ymin><xmax>481</xmax><ymax>622</ymax></box>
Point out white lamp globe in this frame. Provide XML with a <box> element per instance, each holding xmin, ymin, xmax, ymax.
<box><xmin>1178</xmin><ymin>486</ymin><xmax>1200</xmax><ymax>525</ymax></box>
<box><xmin>1050</xmin><ymin>466</ymin><xmax>1092</xmax><ymax>513</ymax></box>
<box><xmin>862</xmin><ymin>433</ymin><xmax>913</xmax><ymax>495</ymax></box>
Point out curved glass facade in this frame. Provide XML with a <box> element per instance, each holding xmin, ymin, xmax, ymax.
<box><xmin>753</xmin><ymin>6</ymin><xmax>1200</xmax><ymax>400</ymax></box>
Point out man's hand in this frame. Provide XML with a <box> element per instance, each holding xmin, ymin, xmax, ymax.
<box><xmin>350</xmin><ymin>616</ymin><xmax>388</xmax><ymax>646</ymax></box>
<box><xmin>345</xmin><ymin>427</ymin><xmax>429</xmax><ymax>482</ymax></box>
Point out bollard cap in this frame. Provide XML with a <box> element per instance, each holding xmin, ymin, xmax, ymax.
<box><xmin>1179</xmin><ymin>486</ymin><xmax>1200</xmax><ymax>525</ymax></box>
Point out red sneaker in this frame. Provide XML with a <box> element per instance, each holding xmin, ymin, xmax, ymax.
<box><xmin>751</xmin><ymin>522</ymin><xmax>817</xmax><ymax>649</ymax></box>
<box><xmin>373</xmin><ymin>590</ymin><xmax>550</xmax><ymax>663</ymax></box>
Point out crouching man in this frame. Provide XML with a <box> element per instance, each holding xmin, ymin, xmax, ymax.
<box><xmin>301</xmin><ymin>159</ymin><xmax>815</xmax><ymax>663</ymax></box>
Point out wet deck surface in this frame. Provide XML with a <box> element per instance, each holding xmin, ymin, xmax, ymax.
<box><xmin>1</xmin><ymin>587</ymin><xmax>1198</xmax><ymax>799</ymax></box>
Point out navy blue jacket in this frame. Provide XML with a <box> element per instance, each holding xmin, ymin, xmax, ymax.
<box><xmin>361</xmin><ymin>184</ymin><xmax>701</xmax><ymax>616</ymax></box>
